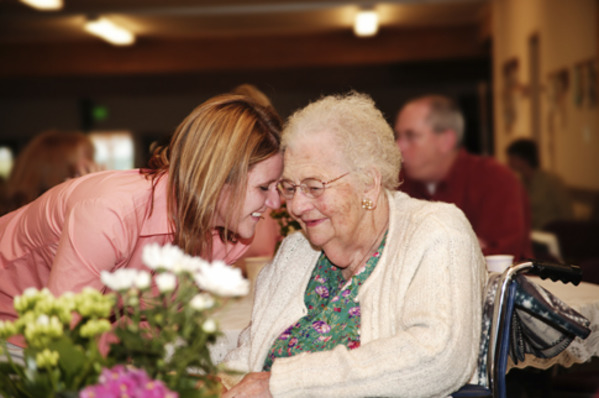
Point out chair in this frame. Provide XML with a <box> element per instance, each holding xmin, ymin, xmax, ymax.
<box><xmin>544</xmin><ymin>220</ymin><xmax>599</xmax><ymax>264</ymax></box>
<box><xmin>452</xmin><ymin>260</ymin><xmax>590</xmax><ymax>398</ymax></box>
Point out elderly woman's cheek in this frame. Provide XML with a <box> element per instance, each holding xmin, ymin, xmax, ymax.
<box><xmin>328</xmin><ymin>193</ymin><xmax>357</xmax><ymax>218</ymax></box>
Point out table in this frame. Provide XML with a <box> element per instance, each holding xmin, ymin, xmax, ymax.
<box><xmin>209</xmin><ymin>272</ymin><xmax>599</xmax><ymax>370</ymax></box>
<box><xmin>209</xmin><ymin>256</ymin><xmax>270</xmax><ymax>364</ymax></box>
<box><xmin>209</xmin><ymin>293</ymin><xmax>253</xmax><ymax>364</ymax></box>
<box><xmin>509</xmin><ymin>277</ymin><xmax>599</xmax><ymax>371</ymax></box>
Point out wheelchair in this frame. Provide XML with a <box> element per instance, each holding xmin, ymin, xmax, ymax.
<box><xmin>452</xmin><ymin>260</ymin><xmax>591</xmax><ymax>398</ymax></box>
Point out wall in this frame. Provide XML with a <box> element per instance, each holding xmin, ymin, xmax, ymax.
<box><xmin>492</xmin><ymin>0</ymin><xmax>598</xmax><ymax>191</ymax></box>
<box><xmin>0</xmin><ymin>58</ymin><xmax>491</xmax><ymax>167</ymax></box>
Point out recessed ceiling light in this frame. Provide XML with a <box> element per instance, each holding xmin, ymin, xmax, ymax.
<box><xmin>19</xmin><ymin>0</ymin><xmax>63</xmax><ymax>11</ymax></box>
<box><xmin>84</xmin><ymin>17</ymin><xmax>136</xmax><ymax>46</ymax></box>
<box><xmin>354</xmin><ymin>10</ymin><xmax>379</xmax><ymax>37</ymax></box>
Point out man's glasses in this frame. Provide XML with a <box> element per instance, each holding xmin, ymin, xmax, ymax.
<box><xmin>278</xmin><ymin>172</ymin><xmax>350</xmax><ymax>199</ymax></box>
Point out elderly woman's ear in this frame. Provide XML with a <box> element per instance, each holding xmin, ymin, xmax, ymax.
<box><xmin>361</xmin><ymin>168</ymin><xmax>383</xmax><ymax>210</ymax></box>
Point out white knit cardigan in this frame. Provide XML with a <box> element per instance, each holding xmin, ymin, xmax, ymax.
<box><xmin>223</xmin><ymin>191</ymin><xmax>487</xmax><ymax>397</ymax></box>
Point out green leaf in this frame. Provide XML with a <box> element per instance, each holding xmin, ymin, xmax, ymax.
<box><xmin>49</xmin><ymin>338</ymin><xmax>86</xmax><ymax>379</ymax></box>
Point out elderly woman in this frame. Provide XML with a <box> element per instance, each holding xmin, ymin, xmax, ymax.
<box><xmin>222</xmin><ymin>92</ymin><xmax>487</xmax><ymax>398</ymax></box>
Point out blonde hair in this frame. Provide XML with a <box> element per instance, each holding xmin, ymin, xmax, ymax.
<box><xmin>231</xmin><ymin>84</ymin><xmax>274</xmax><ymax>110</ymax></box>
<box><xmin>283</xmin><ymin>91</ymin><xmax>401</xmax><ymax>190</ymax></box>
<box><xmin>145</xmin><ymin>94</ymin><xmax>281</xmax><ymax>259</ymax></box>
<box><xmin>5</xmin><ymin>130</ymin><xmax>95</xmax><ymax>212</ymax></box>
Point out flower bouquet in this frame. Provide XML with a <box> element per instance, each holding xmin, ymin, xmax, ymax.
<box><xmin>0</xmin><ymin>243</ymin><xmax>249</xmax><ymax>398</ymax></box>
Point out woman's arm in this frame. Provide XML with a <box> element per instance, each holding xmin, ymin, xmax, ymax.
<box><xmin>223</xmin><ymin>372</ymin><xmax>272</xmax><ymax>398</ymax></box>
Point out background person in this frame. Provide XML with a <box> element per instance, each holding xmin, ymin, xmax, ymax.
<box><xmin>0</xmin><ymin>129</ymin><xmax>100</xmax><ymax>215</ymax></box>
<box><xmin>394</xmin><ymin>94</ymin><xmax>532</xmax><ymax>260</ymax></box>
<box><xmin>506</xmin><ymin>138</ymin><xmax>574</xmax><ymax>230</ymax></box>
<box><xmin>222</xmin><ymin>92</ymin><xmax>486</xmax><ymax>398</ymax></box>
<box><xmin>0</xmin><ymin>94</ymin><xmax>283</xmax><ymax>349</ymax></box>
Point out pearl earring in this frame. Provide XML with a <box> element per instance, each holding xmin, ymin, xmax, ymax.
<box><xmin>361</xmin><ymin>198</ymin><xmax>374</xmax><ymax>210</ymax></box>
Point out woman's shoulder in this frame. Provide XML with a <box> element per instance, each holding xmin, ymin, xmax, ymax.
<box><xmin>276</xmin><ymin>231</ymin><xmax>316</xmax><ymax>260</ymax></box>
<box><xmin>262</xmin><ymin>231</ymin><xmax>317</xmax><ymax>277</ymax></box>
<box><xmin>62</xmin><ymin>170</ymin><xmax>157</xmax><ymax>204</ymax></box>
<box><xmin>54</xmin><ymin>170</ymin><xmax>166</xmax><ymax>227</ymax></box>
<box><xmin>388</xmin><ymin>190</ymin><xmax>472</xmax><ymax>233</ymax></box>
<box><xmin>389</xmin><ymin>190</ymin><xmax>464</xmax><ymax>216</ymax></box>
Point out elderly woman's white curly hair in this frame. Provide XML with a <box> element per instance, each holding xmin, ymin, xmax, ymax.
<box><xmin>282</xmin><ymin>91</ymin><xmax>401</xmax><ymax>190</ymax></box>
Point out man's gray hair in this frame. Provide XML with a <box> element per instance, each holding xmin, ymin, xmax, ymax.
<box><xmin>418</xmin><ymin>95</ymin><xmax>465</xmax><ymax>144</ymax></box>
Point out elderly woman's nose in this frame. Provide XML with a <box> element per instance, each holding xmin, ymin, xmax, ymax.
<box><xmin>266</xmin><ymin>188</ymin><xmax>281</xmax><ymax>209</ymax></box>
<box><xmin>287</xmin><ymin>192</ymin><xmax>312</xmax><ymax>216</ymax></box>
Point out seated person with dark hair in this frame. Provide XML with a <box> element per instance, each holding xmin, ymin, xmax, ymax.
<box><xmin>506</xmin><ymin>138</ymin><xmax>573</xmax><ymax>230</ymax></box>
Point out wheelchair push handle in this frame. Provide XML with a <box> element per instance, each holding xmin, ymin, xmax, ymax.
<box><xmin>525</xmin><ymin>260</ymin><xmax>583</xmax><ymax>286</ymax></box>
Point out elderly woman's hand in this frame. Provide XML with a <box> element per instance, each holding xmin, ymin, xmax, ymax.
<box><xmin>222</xmin><ymin>372</ymin><xmax>272</xmax><ymax>398</ymax></box>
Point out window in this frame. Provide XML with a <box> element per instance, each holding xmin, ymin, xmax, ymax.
<box><xmin>89</xmin><ymin>131</ymin><xmax>134</xmax><ymax>170</ymax></box>
<box><xmin>0</xmin><ymin>146</ymin><xmax>14</xmax><ymax>179</ymax></box>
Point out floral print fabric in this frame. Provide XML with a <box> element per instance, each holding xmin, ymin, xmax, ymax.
<box><xmin>262</xmin><ymin>232</ymin><xmax>387</xmax><ymax>371</ymax></box>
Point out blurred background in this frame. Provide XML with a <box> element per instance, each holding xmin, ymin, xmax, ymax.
<box><xmin>0</xmin><ymin>1</ymin><xmax>598</xmax><ymax>395</ymax></box>
<box><xmin>0</xmin><ymin>0</ymin><xmax>597</xmax><ymax>217</ymax></box>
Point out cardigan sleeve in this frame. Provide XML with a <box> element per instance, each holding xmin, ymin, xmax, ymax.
<box><xmin>268</xmin><ymin>205</ymin><xmax>485</xmax><ymax>398</ymax></box>
<box><xmin>220</xmin><ymin>234</ymin><xmax>296</xmax><ymax>383</ymax></box>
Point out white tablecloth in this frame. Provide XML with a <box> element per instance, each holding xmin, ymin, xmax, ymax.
<box><xmin>209</xmin><ymin>293</ymin><xmax>253</xmax><ymax>364</ymax></box>
<box><xmin>209</xmin><ymin>257</ymin><xmax>269</xmax><ymax>364</ymax></box>
<box><xmin>209</xmin><ymin>275</ymin><xmax>599</xmax><ymax>370</ymax></box>
<box><xmin>509</xmin><ymin>278</ymin><xmax>599</xmax><ymax>370</ymax></box>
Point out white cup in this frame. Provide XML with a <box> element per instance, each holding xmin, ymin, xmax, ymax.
<box><xmin>485</xmin><ymin>254</ymin><xmax>514</xmax><ymax>273</ymax></box>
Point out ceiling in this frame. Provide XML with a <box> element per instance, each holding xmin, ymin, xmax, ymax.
<box><xmin>0</xmin><ymin>0</ymin><xmax>491</xmax><ymax>77</ymax></box>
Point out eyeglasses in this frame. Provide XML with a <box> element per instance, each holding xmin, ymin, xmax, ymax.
<box><xmin>278</xmin><ymin>172</ymin><xmax>350</xmax><ymax>199</ymax></box>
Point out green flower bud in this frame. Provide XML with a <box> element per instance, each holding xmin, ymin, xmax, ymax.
<box><xmin>126</xmin><ymin>295</ymin><xmax>139</xmax><ymax>307</ymax></box>
<box><xmin>35</xmin><ymin>348</ymin><xmax>59</xmax><ymax>368</ymax></box>
<box><xmin>56</xmin><ymin>307</ymin><xmax>72</xmax><ymax>325</ymax></box>
<box><xmin>80</xmin><ymin>319</ymin><xmax>111</xmax><ymax>338</ymax></box>
<box><xmin>153</xmin><ymin>313</ymin><xmax>164</xmax><ymax>325</ymax></box>
<box><xmin>14</xmin><ymin>312</ymin><xmax>34</xmax><ymax>335</ymax></box>
<box><xmin>34</xmin><ymin>296</ymin><xmax>57</xmax><ymax>315</ymax></box>
<box><xmin>48</xmin><ymin>316</ymin><xmax>64</xmax><ymax>338</ymax></box>
<box><xmin>22</xmin><ymin>314</ymin><xmax>64</xmax><ymax>348</ymax></box>
<box><xmin>74</xmin><ymin>289</ymin><xmax>115</xmax><ymax>318</ymax></box>
<box><xmin>0</xmin><ymin>320</ymin><xmax>17</xmax><ymax>339</ymax></box>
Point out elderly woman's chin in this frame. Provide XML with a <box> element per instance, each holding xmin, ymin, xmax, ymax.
<box><xmin>301</xmin><ymin>225</ymin><xmax>332</xmax><ymax>248</ymax></box>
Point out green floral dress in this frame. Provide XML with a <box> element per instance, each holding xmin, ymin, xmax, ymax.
<box><xmin>262</xmin><ymin>232</ymin><xmax>388</xmax><ymax>371</ymax></box>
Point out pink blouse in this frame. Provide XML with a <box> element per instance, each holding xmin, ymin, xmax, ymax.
<box><xmin>0</xmin><ymin>169</ymin><xmax>249</xmax><ymax>326</ymax></box>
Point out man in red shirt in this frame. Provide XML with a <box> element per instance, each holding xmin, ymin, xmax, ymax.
<box><xmin>394</xmin><ymin>95</ymin><xmax>532</xmax><ymax>260</ymax></box>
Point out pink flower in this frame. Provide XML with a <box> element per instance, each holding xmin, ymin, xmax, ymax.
<box><xmin>318</xmin><ymin>335</ymin><xmax>332</xmax><ymax>343</ymax></box>
<box><xmin>348</xmin><ymin>340</ymin><xmax>361</xmax><ymax>350</ymax></box>
<box><xmin>348</xmin><ymin>307</ymin><xmax>360</xmax><ymax>317</ymax></box>
<box><xmin>312</xmin><ymin>320</ymin><xmax>331</xmax><ymax>334</ymax></box>
<box><xmin>315</xmin><ymin>285</ymin><xmax>329</xmax><ymax>298</ymax></box>
<box><xmin>80</xmin><ymin>366</ymin><xmax>178</xmax><ymax>398</ymax></box>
